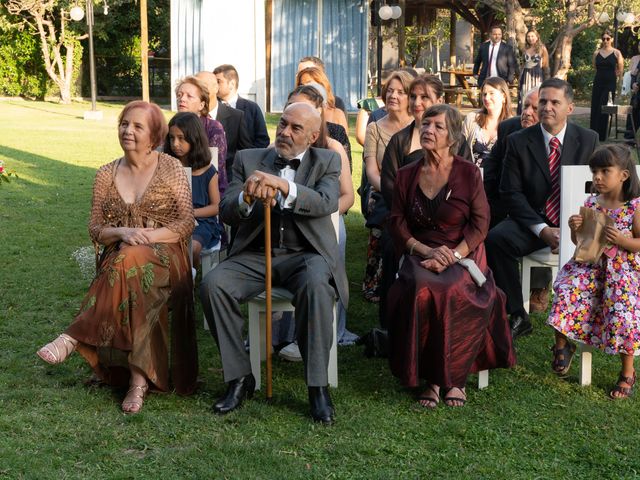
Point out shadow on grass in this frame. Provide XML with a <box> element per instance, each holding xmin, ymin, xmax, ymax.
<box><xmin>4</xmin><ymin>99</ymin><xmax>89</xmax><ymax>119</ymax></box>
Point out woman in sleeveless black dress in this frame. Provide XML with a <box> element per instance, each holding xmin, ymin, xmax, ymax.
<box><xmin>590</xmin><ymin>31</ymin><xmax>624</xmax><ymax>141</ymax></box>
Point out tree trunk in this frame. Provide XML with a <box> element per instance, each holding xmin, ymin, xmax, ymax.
<box><xmin>398</xmin><ymin>0</ymin><xmax>406</xmax><ymax>67</ymax></box>
<box><xmin>551</xmin><ymin>29</ymin><xmax>575</xmax><ymax>79</ymax></box>
<box><xmin>549</xmin><ymin>0</ymin><xmax>596</xmax><ymax>79</ymax></box>
<box><xmin>23</xmin><ymin>5</ymin><xmax>73</xmax><ymax>103</ymax></box>
<box><xmin>504</xmin><ymin>0</ymin><xmax>528</xmax><ymax>52</ymax></box>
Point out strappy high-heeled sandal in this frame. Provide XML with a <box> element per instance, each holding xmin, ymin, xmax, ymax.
<box><xmin>122</xmin><ymin>384</ymin><xmax>149</xmax><ymax>414</ymax></box>
<box><xmin>417</xmin><ymin>384</ymin><xmax>440</xmax><ymax>409</ymax></box>
<box><xmin>36</xmin><ymin>334</ymin><xmax>78</xmax><ymax>365</ymax></box>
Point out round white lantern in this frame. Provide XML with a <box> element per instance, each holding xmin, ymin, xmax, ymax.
<box><xmin>598</xmin><ymin>12</ymin><xmax>610</xmax><ymax>24</ymax></box>
<box><xmin>379</xmin><ymin>5</ymin><xmax>393</xmax><ymax>20</ymax></box>
<box><xmin>70</xmin><ymin>5</ymin><xmax>85</xmax><ymax>21</ymax></box>
<box><xmin>391</xmin><ymin>6</ymin><xmax>402</xmax><ymax>19</ymax></box>
<box><xmin>617</xmin><ymin>10</ymin><xmax>627</xmax><ymax>22</ymax></box>
<box><xmin>625</xmin><ymin>12</ymin><xmax>635</xmax><ymax>24</ymax></box>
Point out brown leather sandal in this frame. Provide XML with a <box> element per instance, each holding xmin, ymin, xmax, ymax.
<box><xmin>550</xmin><ymin>341</ymin><xmax>576</xmax><ymax>377</ymax></box>
<box><xmin>609</xmin><ymin>371</ymin><xmax>636</xmax><ymax>400</ymax></box>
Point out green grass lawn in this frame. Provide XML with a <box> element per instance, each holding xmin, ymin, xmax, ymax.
<box><xmin>1</xmin><ymin>100</ymin><xmax>639</xmax><ymax>479</ymax></box>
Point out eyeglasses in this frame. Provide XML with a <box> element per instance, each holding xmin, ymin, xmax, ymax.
<box><xmin>602</xmin><ymin>37</ymin><xmax>612</xmax><ymax>41</ymax></box>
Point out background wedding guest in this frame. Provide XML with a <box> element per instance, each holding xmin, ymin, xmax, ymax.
<box><xmin>517</xmin><ymin>29</ymin><xmax>549</xmax><ymax>113</ymax></box>
<box><xmin>361</xmin><ymin>70</ymin><xmax>413</xmax><ymax>303</ymax></box>
<box><xmin>196</xmin><ymin>71</ymin><xmax>251</xmax><ymax>178</ymax></box>
<box><xmin>175</xmin><ymin>76</ymin><xmax>228</xmax><ymax>197</ymax></box>
<box><xmin>473</xmin><ymin>25</ymin><xmax>518</xmax><ymax>88</ymax></box>
<box><xmin>589</xmin><ymin>30</ymin><xmax>624</xmax><ymax>141</ymax></box>
<box><xmin>214</xmin><ymin>64</ymin><xmax>271</xmax><ymax>148</ymax></box>
<box><xmin>297</xmin><ymin>55</ymin><xmax>348</xmax><ymax>117</ymax></box>
<box><xmin>295</xmin><ymin>66</ymin><xmax>349</xmax><ymax>133</ymax></box>
<box><xmin>461</xmin><ymin>76</ymin><xmax>513</xmax><ymax>166</ymax></box>
<box><xmin>624</xmin><ymin>44</ymin><xmax>640</xmax><ymax>140</ymax></box>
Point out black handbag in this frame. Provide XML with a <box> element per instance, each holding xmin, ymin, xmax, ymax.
<box><xmin>357</xmin><ymin>328</ymin><xmax>389</xmax><ymax>358</ymax></box>
<box><xmin>364</xmin><ymin>190</ymin><xmax>389</xmax><ymax>229</ymax></box>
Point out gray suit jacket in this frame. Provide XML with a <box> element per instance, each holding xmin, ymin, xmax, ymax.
<box><xmin>220</xmin><ymin>147</ymin><xmax>348</xmax><ymax>305</ymax></box>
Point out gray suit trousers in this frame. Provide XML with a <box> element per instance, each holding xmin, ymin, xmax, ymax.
<box><xmin>200</xmin><ymin>250</ymin><xmax>335</xmax><ymax>386</ymax></box>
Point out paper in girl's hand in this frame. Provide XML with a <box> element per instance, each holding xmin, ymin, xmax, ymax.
<box><xmin>602</xmin><ymin>244</ymin><xmax>618</xmax><ymax>258</ymax></box>
<box><xmin>573</xmin><ymin>206</ymin><xmax>615</xmax><ymax>264</ymax></box>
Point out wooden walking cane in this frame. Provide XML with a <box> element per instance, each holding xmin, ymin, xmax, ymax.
<box><xmin>263</xmin><ymin>198</ymin><xmax>273</xmax><ymax>400</ymax></box>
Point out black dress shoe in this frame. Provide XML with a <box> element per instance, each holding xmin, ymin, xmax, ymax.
<box><xmin>308</xmin><ymin>386</ymin><xmax>335</xmax><ymax>425</ymax></box>
<box><xmin>510</xmin><ymin>314</ymin><xmax>533</xmax><ymax>340</ymax></box>
<box><xmin>213</xmin><ymin>374</ymin><xmax>255</xmax><ymax>415</ymax></box>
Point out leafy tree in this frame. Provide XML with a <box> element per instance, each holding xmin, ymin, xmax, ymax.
<box><xmin>403</xmin><ymin>11</ymin><xmax>450</xmax><ymax>71</ymax></box>
<box><xmin>7</xmin><ymin>0</ymin><xmax>86</xmax><ymax>103</ymax></box>
<box><xmin>0</xmin><ymin>7</ymin><xmax>49</xmax><ymax>98</ymax></box>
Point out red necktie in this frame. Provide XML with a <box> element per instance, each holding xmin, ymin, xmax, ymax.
<box><xmin>545</xmin><ymin>137</ymin><xmax>561</xmax><ymax>226</ymax></box>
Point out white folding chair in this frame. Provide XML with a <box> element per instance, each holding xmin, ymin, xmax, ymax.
<box><xmin>247</xmin><ymin>211</ymin><xmax>340</xmax><ymax>390</ymax></box>
<box><xmin>557</xmin><ymin>166</ymin><xmax>596</xmax><ymax>385</ymax></box>
<box><xmin>521</xmin><ymin>248</ymin><xmax>559</xmax><ymax>313</ymax></box>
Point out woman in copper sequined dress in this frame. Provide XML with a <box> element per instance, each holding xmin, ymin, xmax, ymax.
<box><xmin>37</xmin><ymin>101</ymin><xmax>197</xmax><ymax>414</ymax></box>
<box><xmin>387</xmin><ymin>104</ymin><xmax>515</xmax><ymax>409</ymax></box>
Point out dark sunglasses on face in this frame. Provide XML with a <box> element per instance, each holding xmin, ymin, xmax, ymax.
<box><xmin>602</xmin><ymin>37</ymin><xmax>611</xmax><ymax>41</ymax></box>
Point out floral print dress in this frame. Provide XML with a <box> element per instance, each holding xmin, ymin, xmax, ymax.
<box><xmin>547</xmin><ymin>195</ymin><xmax>640</xmax><ymax>356</ymax></box>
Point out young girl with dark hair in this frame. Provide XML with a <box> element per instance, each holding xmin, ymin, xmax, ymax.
<box><xmin>165</xmin><ymin>112</ymin><xmax>220</xmax><ymax>266</ymax></box>
<box><xmin>548</xmin><ymin>145</ymin><xmax>640</xmax><ymax>399</ymax></box>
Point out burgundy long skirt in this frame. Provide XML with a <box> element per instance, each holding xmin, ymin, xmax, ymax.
<box><xmin>387</xmin><ymin>244</ymin><xmax>516</xmax><ymax>388</ymax></box>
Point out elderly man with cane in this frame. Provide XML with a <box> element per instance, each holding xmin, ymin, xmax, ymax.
<box><xmin>200</xmin><ymin>102</ymin><xmax>346</xmax><ymax>425</ymax></box>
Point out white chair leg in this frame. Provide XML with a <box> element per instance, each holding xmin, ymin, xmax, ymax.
<box><xmin>521</xmin><ymin>258</ymin><xmax>532</xmax><ymax>314</ymax></box>
<box><xmin>579</xmin><ymin>344</ymin><xmax>593</xmax><ymax>386</ymax></box>
<box><xmin>328</xmin><ymin>302</ymin><xmax>338</xmax><ymax>388</ymax></box>
<box><xmin>248</xmin><ymin>302</ymin><xmax>262</xmax><ymax>391</ymax></box>
<box><xmin>478</xmin><ymin>370</ymin><xmax>489</xmax><ymax>390</ymax></box>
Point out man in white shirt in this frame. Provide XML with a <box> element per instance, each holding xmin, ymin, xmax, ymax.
<box><xmin>473</xmin><ymin>26</ymin><xmax>518</xmax><ymax>87</ymax></box>
<box><xmin>214</xmin><ymin>64</ymin><xmax>270</xmax><ymax>148</ymax></box>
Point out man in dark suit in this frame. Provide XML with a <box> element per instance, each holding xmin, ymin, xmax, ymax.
<box><xmin>196</xmin><ymin>71</ymin><xmax>252</xmax><ymax>177</ymax></box>
<box><xmin>214</xmin><ymin>64</ymin><xmax>270</xmax><ymax>148</ymax></box>
<box><xmin>200</xmin><ymin>102</ymin><xmax>346</xmax><ymax>424</ymax></box>
<box><xmin>473</xmin><ymin>26</ymin><xmax>518</xmax><ymax>87</ymax></box>
<box><xmin>485</xmin><ymin>78</ymin><xmax>598</xmax><ymax>339</ymax></box>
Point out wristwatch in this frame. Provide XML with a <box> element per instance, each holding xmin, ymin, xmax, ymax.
<box><xmin>453</xmin><ymin>250</ymin><xmax>463</xmax><ymax>261</ymax></box>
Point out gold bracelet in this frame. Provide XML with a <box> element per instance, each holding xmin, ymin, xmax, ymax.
<box><xmin>409</xmin><ymin>240</ymin><xmax>418</xmax><ymax>255</ymax></box>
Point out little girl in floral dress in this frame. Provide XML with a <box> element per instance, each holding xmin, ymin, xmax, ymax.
<box><xmin>547</xmin><ymin>144</ymin><xmax>640</xmax><ymax>399</ymax></box>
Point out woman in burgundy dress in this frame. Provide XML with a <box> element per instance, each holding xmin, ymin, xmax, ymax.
<box><xmin>387</xmin><ymin>104</ymin><xmax>515</xmax><ymax>408</ymax></box>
